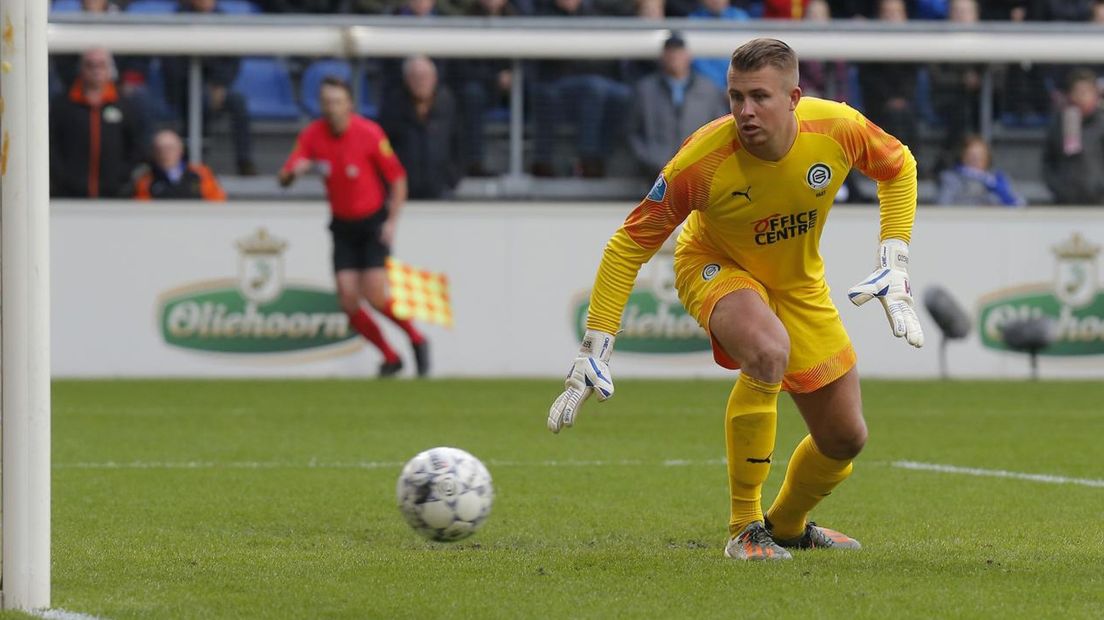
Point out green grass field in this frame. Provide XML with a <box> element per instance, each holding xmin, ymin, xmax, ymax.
<box><xmin>21</xmin><ymin>379</ymin><xmax>1104</xmax><ymax>619</ymax></box>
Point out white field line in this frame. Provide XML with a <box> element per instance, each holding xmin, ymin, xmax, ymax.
<box><xmin>52</xmin><ymin>458</ymin><xmax>1104</xmax><ymax>489</ymax></box>
<box><xmin>52</xmin><ymin>458</ymin><xmax>729</xmax><ymax>470</ymax></box>
<box><xmin>892</xmin><ymin>460</ymin><xmax>1104</xmax><ymax>489</ymax></box>
<box><xmin>34</xmin><ymin>609</ymin><xmax>107</xmax><ymax>620</ymax></box>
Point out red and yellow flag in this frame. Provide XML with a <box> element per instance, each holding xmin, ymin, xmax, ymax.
<box><xmin>386</xmin><ymin>258</ymin><xmax>453</xmax><ymax>327</ymax></box>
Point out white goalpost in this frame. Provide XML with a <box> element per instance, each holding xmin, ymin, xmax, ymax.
<box><xmin>0</xmin><ymin>0</ymin><xmax>51</xmax><ymax>612</ymax></box>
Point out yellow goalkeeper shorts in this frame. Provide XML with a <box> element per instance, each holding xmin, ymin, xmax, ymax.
<box><xmin>673</xmin><ymin>242</ymin><xmax>856</xmax><ymax>394</ymax></box>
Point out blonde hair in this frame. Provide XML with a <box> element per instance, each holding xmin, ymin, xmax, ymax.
<box><xmin>730</xmin><ymin>38</ymin><xmax>798</xmax><ymax>85</ymax></box>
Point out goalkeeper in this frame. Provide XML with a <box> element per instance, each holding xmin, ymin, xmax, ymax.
<box><xmin>548</xmin><ymin>38</ymin><xmax>922</xmax><ymax>561</ymax></box>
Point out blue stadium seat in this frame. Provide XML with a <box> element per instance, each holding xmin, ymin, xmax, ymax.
<box><xmin>300</xmin><ymin>59</ymin><xmax>352</xmax><ymax>117</ymax></box>
<box><xmin>50</xmin><ymin>0</ymin><xmax>83</xmax><ymax>12</ymax></box>
<box><xmin>125</xmin><ymin>0</ymin><xmax>178</xmax><ymax>14</ymax></box>
<box><xmin>914</xmin><ymin>68</ymin><xmax>943</xmax><ymax>128</ymax></box>
<box><xmin>484</xmin><ymin>107</ymin><xmax>510</xmax><ymax>123</ymax></box>
<box><xmin>143</xmin><ymin>58</ymin><xmax>177</xmax><ymax>122</ymax></box>
<box><xmin>846</xmin><ymin>65</ymin><xmax>864</xmax><ymax>114</ymax></box>
<box><xmin>232</xmin><ymin>57</ymin><xmax>301</xmax><ymax>121</ymax></box>
<box><xmin>357</xmin><ymin>71</ymin><xmax>378</xmax><ymax>119</ymax></box>
<box><xmin>219</xmin><ymin>0</ymin><xmax>262</xmax><ymax>14</ymax></box>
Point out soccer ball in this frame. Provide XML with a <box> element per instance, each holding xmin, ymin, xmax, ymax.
<box><xmin>396</xmin><ymin>446</ymin><xmax>494</xmax><ymax>542</ymax></box>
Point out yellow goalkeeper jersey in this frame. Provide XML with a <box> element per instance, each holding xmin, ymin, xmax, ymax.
<box><xmin>586</xmin><ymin>96</ymin><xmax>917</xmax><ymax>335</ymax></box>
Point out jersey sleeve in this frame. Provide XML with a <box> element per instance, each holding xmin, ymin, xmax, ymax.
<box><xmin>370</xmin><ymin>126</ymin><xmax>406</xmax><ymax>184</ymax></box>
<box><xmin>585</xmin><ymin>161</ymin><xmax>695</xmax><ymax>335</ymax></box>
<box><xmin>282</xmin><ymin>125</ymin><xmax>315</xmax><ymax>173</ymax></box>
<box><xmin>835</xmin><ymin>110</ymin><xmax>918</xmax><ymax>243</ymax></box>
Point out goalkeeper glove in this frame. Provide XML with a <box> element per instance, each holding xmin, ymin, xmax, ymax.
<box><xmin>547</xmin><ymin>329</ymin><xmax>615</xmax><ymax>434</ymax></box>
<box><xmin>847</xmin><ymin>238</ymin><xmax>925</xmax><ymax>348</ymax></box>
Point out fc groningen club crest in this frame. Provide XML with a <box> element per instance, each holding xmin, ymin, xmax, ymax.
<box><xmin>1053</xmin><ymin>233</ymin><xmax>1099</xmax><ymax>309</ymax></box>
<box><xmin>805</xmin><ymin>163</ymin><xmax>832</xmax><ymax>190</ymax></box>
<box><xmin>236</xmin><ymin>228</ymin><xmax>287</xmax><ymax>305</ymax></box>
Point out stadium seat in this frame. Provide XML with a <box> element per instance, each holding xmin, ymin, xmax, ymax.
<box><xmin>357</xmin><ymin>71</ymin><xmax>379</xmax><ymax>119</ymax></box>
<box><xmin>914</xmin><ymin>68</ymin><xmax>943</xmax><ymax>128</ymax></box>
<box><xmin>484</xmin><ymin>107</ymin><xmax>510</xmax><ymax>123</ymax></box>
<box><xmin>50</xmin><ymin>0</ymin><xmax>83</xmax><ymax>12</ymax></box>
<box><xmin>219</xmin><ymin>0</ymin><xmax>262</xmax><ymax>14</ymax></box>
<box><xmin>846</xmin><ymin>65</ymin><xmax>864</xmax><ymax>114</ymax></box>
<box><xmin>125</xmin><ymin>0</ymin><xmax>178</xmax><ymax>14</ymax></box>
<box><xmin>300</xmin><ymin>59</ymin><xmax>353</xmax><ymax>117</ymax></box>
<box><xmin>231</xmin><ymin>57</ymin><xmax>301</xmax><ymax>121</ymax></box>
<box><xmin>143</xmin><ymin>58</ymin><xmax>177</xmax><ymax>122</ymax></box>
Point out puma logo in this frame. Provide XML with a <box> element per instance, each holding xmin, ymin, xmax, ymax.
<box><xmin>731</xmin><ymin>186</ymin><xmax>752</xmax><ymax>202</ymax></box>
<box><xmin>746</xmin><ymin>452</ymin><xmax>772</xmax><ymax>464</ymax></box>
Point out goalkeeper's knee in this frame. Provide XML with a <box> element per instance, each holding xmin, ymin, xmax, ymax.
<box><xmin>812</xmin><ymin>426</ymin><xmax>867</xmax><ymax>460</ymax></box>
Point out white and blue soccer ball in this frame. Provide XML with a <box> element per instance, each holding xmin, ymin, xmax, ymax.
<box><xmin>396</xmin><ymin>446</ymin><xmax>494</xmax><ymax>542</ymax></box>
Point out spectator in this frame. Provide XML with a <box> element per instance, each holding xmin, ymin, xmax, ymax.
<box><xmin>50</xmin><ymin>48</ymin><xmax>146</xmax><ymax>198</ymax></box>
<box><xmin>929</xmin><ymin>0</ymin><xmax>985</xmax><ymax>167</ymax></box>
<box><xmin>163</xmin><ymin>0</ymin><xmax>257</xmax><ymax>176</ymax></box>
<box><xmin>379</xmin><ymin>56</ymin><xmax>463</xmax><ymax>199</ymax></box>
<box><xmin>937</xmin><ymin>135</ymin><xmax>1024</xmax><ymax>206</ymax></box>
<box><xmin>1043</xmin><ymin>69</ymin><xmax>1104</xmax><ymax>204</ymax></box>
<box><xmin>529</xmin><ymin>0</ymin><xmax>632</xmax><ymax>177</ymax></box>
<box><xmin>134</xmin><ymin>130</ymin><xmax>227</xmax><ymax>201</ymax></box>
<box><xmin>80</xmin><ymin>0</ymin><xmax>120</xmax><ymax>11</ymax></box>
<box><xmin>627</xmin><ymin>33</ymin><xmax>728</xmax><ymax>176</ymax></box>
<box><xmin>374</xmin><ymin>0</ymin><xmax>459</xmax><ymax>118</ymax></box>
<box><xmin>397</xmin><ymin>0</ymin><xmax>436</xmax><ymax>14</ymax></box>
<box><xmin>857</xmin><ymin>0</ymin><xmax>921</xmax><ymax>169</ymax></box>
<box><xmin>762</xmin><ymin>0</ymin><xmax>809</xmax><ymax>18</ymax></box>
<box><xmin>798</xmin><ymin>0</ymin><xmax>852</xmax><ymax>102</ymax></box>
<box><xmin>454</xmin><ymin>0</ymin><xmax>519</xmax><ymax>176</ymax></box>
<box><xmin>54</xmin><ymin>0</ymin><xmax>142</xmax><ymax>91</ymax></box>
<box><xmin>72</xmin><ymin>0</ymin><xmax>164</xmax><ymax>128</ymax></box>
<box><xmin>636</xmin><ymin>0</ymin><xmax>664</xmax><ymax>17</ymax></box>
<box><xmin>688</xmin><ymin>0</ymin><xmax>751</xmax><ymax>90</ymax></box>
<box><xmin>1046</xmin><ymin>3</ymin><xmax>1104</xmax><ymax>102</ymax></box>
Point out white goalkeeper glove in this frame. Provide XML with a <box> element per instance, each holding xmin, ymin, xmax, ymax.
<box><xmin>547</xmin><ymin>329</ymin><xmax>615</xmax><ymax>434</ymax></box>
<box><xmin>847</xmin><ymin>238</ymin><xmax>925</xmax><ymax>348</ymax></box>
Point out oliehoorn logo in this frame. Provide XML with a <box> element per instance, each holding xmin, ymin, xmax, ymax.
<box><xmin>572</xmin><ymin>246</ymin><xmax>711</xmax><ymax>354</ymax></box>
<box><xmin>978</xmin><ymin>233</ymin><xmax>1104</xmax><ymax>356</ymax></box>
<box><xmin>157</xmin><ymin>228</ymin><xmax>359</xmax><ymax>355</ymax></box>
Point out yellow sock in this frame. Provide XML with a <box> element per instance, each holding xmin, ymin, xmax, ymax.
<box><xmin>725</xmin><ymin>373</ymin><xmax>781</xmax><ymax>536</ymax></box>
<box><xmin>766</xmin><ymin>434</ymin><xmax>853</xmax><ymax>540</ymax></box>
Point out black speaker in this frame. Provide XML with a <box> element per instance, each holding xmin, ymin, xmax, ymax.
<box><xmin>1000</xmin><ymin>316</ymin><xmax>1057</xmax><ymax>380</ymax></box>
<box><xmin>923</xmin><ymin>286</ymin><xmax>971</xmax><ymax>340</ymax></box>
<box><xmin>923</xmin><ymin>286</ymin><xmax>971</xmax><ymax>379</ymax></box>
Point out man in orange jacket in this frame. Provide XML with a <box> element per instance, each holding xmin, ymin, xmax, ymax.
<box><xmin>135</xmin><ymin>129</ymin><xmax>226</xmax><ymax>201</ymax></box>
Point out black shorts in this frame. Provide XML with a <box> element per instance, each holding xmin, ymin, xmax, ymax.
<box><xmin>329</xmin><ymin>212</ymin><xmax>389</xmax><ymax>272</ymax></box>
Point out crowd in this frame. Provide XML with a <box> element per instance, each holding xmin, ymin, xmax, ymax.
<box><xmin>49</xmin><ymin>0</ymin><xmax>1104</xmax><ymax>205</ymax></box>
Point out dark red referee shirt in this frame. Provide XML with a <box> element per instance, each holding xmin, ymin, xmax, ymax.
<box><xmin>282</xmin><ymin>115</ymin><xmax>406</xmax><ymax>220</ymax></box>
